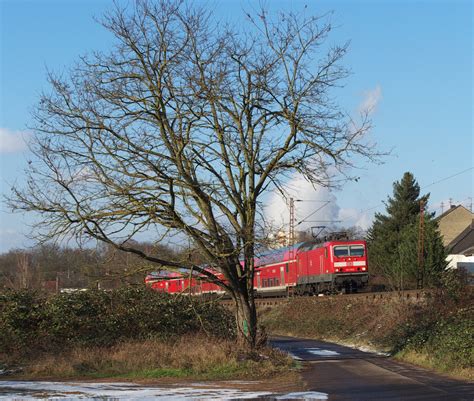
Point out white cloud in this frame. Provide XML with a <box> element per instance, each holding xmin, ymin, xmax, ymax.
<box><xmin>0</xmin><ymin>128</ymin><xmax>30</xmax><ymax>153</ymax></box>
<box><xmin>358</xmin><ymin>85</ymin><xmax>382</xmax><ymax>115</ymax></box>
<box><xmin>264</xmin><ymin>173</ymin><xmax>375</xmax><ymax>237</ymax></box>
<box><xmin>337</xmin><ymin>207</ymin><xmax>373</xmax><ymax>230</ymax></box>
<box><xmin>265</xmin><ymin>173</ymin><xmax>340</xmax><ymax>233</ymax></box>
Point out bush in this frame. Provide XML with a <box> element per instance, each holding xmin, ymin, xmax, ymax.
<box><xmin>0</xmin><ymin>288</ymin><xmax>235</xmax><ymax>356</ymax></box>
<box><xmin>0</xmin><ymin>290</ymin><xmax>47</xmax><ymax>353</ymax></box>
<box><xmin>401</xmin><ymin>307</ymin><xmax>473</xmax><ymax>371</ymax></box>
<box><xmin>44</xmin><ymin>290</ymin><xmax>113</xmax><ymax>347</ymax></box>
<box><xmin>439</xmin><ymin>268</ymin><xmax>470</xmax><ymax>302</ymax></box>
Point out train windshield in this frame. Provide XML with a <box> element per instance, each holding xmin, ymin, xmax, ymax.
<box><xmin>349</xmin><ymin>245</ymin><xmax>365</xmax><ymax>257</ymax></box>
<box><xmin>333</xmin><ymin>245</ymin><xmax>365</xmax><ymax>257</ymax></box>
<box><xmin>333</xmin><ymin>246</ymin><xmax>349</xmax><ymax>257</ymax></box>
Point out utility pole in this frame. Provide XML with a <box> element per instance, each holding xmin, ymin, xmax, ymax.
<box><xmin>289</xmin><ymin>197</ymin><xmax>296</xmax><ymax>257</ymax></box>
<box><xmin>417</xmin><ymin>200</ymin><xmax>425</xmax><ymax>289</ymax></box>
<box><xmin>288</xmin><ymin>197</ymin><xmax>297</xmax><ymax>294</ymax></box>
<box><xmin>440</xmin><ymin>201</ymin><xmax>444</xmax><ymax>214</ymax></box>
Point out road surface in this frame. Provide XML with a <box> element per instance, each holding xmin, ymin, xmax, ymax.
<box><xmin>270</xmin><ymin>336</ymin><xmax>473</xmax><ymax>401</ymax></box>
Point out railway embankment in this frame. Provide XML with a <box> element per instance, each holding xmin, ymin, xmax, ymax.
<box><xmin>260</xmin><ymin>288</ymin><xmax>474</xmax><ymax>381</ymax></box>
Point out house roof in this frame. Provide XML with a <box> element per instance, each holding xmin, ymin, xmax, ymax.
<box><xmin>448</xmin><ymin>220</ymin><xmax>474</xmax><ymax>255</ymax></box>
<box><xmin>436</xmin><ymin>204</ymin><xmax>473</xmax><ymax>246</ymax></box>
<box><xmin>436</xmin><ymin>204</ymin><xmax>471</xmax><ymax>221</ymax></box>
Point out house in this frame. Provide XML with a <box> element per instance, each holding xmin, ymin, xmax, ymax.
<box><xmin>437</xmin><ymin>205</ymin><xmax>474</xmax><ymax>275</ymax></box>
<box><xmin>436</xmin><ymin>205</ymin><xmax>473</xmax><ymax>246</ymax></box>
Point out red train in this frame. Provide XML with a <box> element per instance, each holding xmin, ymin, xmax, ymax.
<box><xmin>145</xmin><ymin>239</ymin><xmax>369</xmax><ymax>296</ymax></box>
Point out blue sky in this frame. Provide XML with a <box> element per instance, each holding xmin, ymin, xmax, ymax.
<box><xmin>0</xmin><ymin>0</ymin><xmax>472</xmax><ymax>252</ymax></box>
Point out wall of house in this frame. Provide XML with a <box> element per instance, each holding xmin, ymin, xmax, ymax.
<box><xmin>446</xmin><ymin>253</ymin><xmax>474</xmax><ymax>270</ymax></box>
<box><xmin>438</xmin><ymin>206</ymin><xmax>473</xmax><ymax>246</ymax></box>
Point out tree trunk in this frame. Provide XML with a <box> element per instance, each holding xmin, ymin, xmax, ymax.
<box><xmin>233</xmin><ymin>292</ymin><xmax>258</xmax><ymax>350</ymax></box>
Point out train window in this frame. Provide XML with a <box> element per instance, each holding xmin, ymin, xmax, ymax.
<box><xmin>350</xmin><ymin>245</ymin><xmax>365</xmax><ymax>257</ymax></box>
<box><xmin>275</xmin><ymin>278</ymin><xmax>279</xmax><ymax>286</ymax></box>
<box><xmin>262</xmin><ymin>279</ymin><xmax>267</xmax><ymax>287</ymax></box>
<box><xmin>286</xmin><ymin>263</ymin><xmax>289</xmax><ymax>273</ymax></box>
<box><xmin>334</xmin><ymin>246</ymin><xmax>349</xmax><ymax>257</ymax></box>
<box><xmin>268</xmin><ymin>278</ymin><xmax>273</xmax><ymax>287</ymax></box>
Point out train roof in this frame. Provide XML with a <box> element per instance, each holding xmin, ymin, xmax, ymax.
<box><xmin>145</xmin><ymin>265</ymin><xmax>221</xmax><ymax>281</ymax></box>
<box><xmin>146</xmin><ymin>271</ymin><xmax>182</xmax><ymax>279</ymax></box>
<box><xmin>254</xmin><ymin>243</ymin><xmax>303</xmax><ymax>267</ymax></box>
<box><xmin>298</xmin><ymin>238</ymin><xmax>366</xmax><ymax>252</ymax></box>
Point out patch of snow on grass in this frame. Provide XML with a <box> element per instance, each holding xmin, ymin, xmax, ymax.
<box><xmin>286</xmin><ymin>352</ymin><xmax>303</xmax><ymax>360</ymax></box>
<box><xmin>276</xmin><ymin>391</ymin><xmax>328</xmax><ymax>400</ymax></box>
<box><xmin>0</xmin><ymin>381</ymin><xmax>272</xmax><ymax>400</ymax></box>
<box><xmin>341</xmin><ymin>342</ymin><xmax>390</xmax><ymax>356</ymax></box>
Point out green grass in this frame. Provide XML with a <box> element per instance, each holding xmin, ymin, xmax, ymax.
<box><xmin>394</xmin><ymin>349</ymin><xmax>473</xmax><ymax>381</ymax></box>
<box><xmin>118</xmin><ymin>368</ymin><xmax>192</xmax><ymax>379</ymax></box>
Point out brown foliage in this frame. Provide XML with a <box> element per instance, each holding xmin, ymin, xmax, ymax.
<box><xmin>15</xmin><ymin>335</ymin><xmax>294</xmax><ymax>380</ymax></box>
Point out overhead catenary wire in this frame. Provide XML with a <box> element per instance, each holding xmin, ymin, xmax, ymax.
<box><xmin>359</xmin><ymin>166</ymin><xmax>473</xmax><ymax>214</ymax></box>
<box><xmin>276</xmin><ymin>167</ymin><xmax>472</xmax><ymax>229</ymax></box>
<box><xmin>295</xmin><ymin>201</ymin><xmax>331</xmax><ymax>226</ymax></box>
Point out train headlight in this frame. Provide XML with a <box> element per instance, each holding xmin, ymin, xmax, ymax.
<box><xmin>362</xmin><ymin>267</ymin><xmax>366</xmax><ymax>271</ymax></box>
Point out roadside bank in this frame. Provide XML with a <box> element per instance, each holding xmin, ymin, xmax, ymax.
<box><xmin>261</xmin><ymin>290</ymin><xmax>473</xmax><ymax>381</ymax></box>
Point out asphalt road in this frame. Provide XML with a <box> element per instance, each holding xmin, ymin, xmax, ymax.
<box><xmin>270</xmin><ymin>336</ymin><xmax>474</xmax><ymax>401</ymax></box>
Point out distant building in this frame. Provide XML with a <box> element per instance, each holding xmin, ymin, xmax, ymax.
<box><xmin>267</xmin><ymin>230</ymin><xmax>313</xmax><ymax>249</ymax></box>
<box><xmin>436</xmin><ymin>205</ymin><xmax>473</xmax><ymax>246</ymax></box>
<box><xmin>268</xmin><ymin>230</ymin><xmax>291</xmax><ymax>249</ymax></box>
<box><xmin>436</xmin><ymin>205</ymin><xmax>474</xmax><ymax>272</ymax></box>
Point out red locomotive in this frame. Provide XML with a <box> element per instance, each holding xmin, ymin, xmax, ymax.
<box><xmin>145</xmin><ymin>238</ymin><xmax>368</xmax><ymax>296</ymax></box>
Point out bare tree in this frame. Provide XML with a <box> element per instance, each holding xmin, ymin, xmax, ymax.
<box><xmin>16</xmin><ymin>251</ymin><xmax>35</xmax><ymax>289</ymax></box>
<box><xmin>10</xmin><ymin>0</ymin><xmax>378</xmax><ymax>348</ymax></box>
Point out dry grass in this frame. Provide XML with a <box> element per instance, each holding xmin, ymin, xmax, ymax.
<box><xmin>15</xmin><ymin>335</ymin><xmax>294</xmax><ymax>380</ymax></box>
<box><xmin>395</xmin><ymin>349</ymin><xmax>474</xmax><ymax>381</ymax></box>
<box><xmin>260</xmin><ymin>296</ymin><xmax>412</xmax><ymax>348</ymax></box>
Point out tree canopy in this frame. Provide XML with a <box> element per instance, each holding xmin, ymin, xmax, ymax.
<box><xmin>367</xmin><ymin>172</ymin><xmax>447</xmax><ymax>289</ymax></box>
<box><xmin>10</xmin><ymin>0</ymin><xmax>378</xmax><ymax>348</ymax></box>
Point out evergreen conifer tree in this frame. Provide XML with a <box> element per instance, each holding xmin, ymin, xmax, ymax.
<box><xmin>367</xmin><ymin>172</ymin><xmax>446</xmax><ymax>289</ymax></box>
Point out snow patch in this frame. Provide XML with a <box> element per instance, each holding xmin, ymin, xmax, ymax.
<box><xmin>340</xmin><ymin>342</ymin><xmax>390</xmax><ymax>356</ymax></box>
<box><xmin>0</xmin><ymin>381</ymin><xmax>272</xmax><ymax>400</ymax></box>
<box><xmin>287</xmin><ymin>352</ymin><xmax>303</xmax><ymax>360</ymax></box>
<box><xmin>305</xmin><ymin>348</ymin><xmax>340</xmax><ymax>356</ymax></box>
<box><xmin>276</xmin><ymin>391</ymin><xmax>328</xmax><ymax>400</ymax></box>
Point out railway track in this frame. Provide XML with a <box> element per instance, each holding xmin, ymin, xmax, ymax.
<box><xmin>220</xmin><ymin>289</ymin><xmax>434</xmax><ymax>308</ymax></box>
